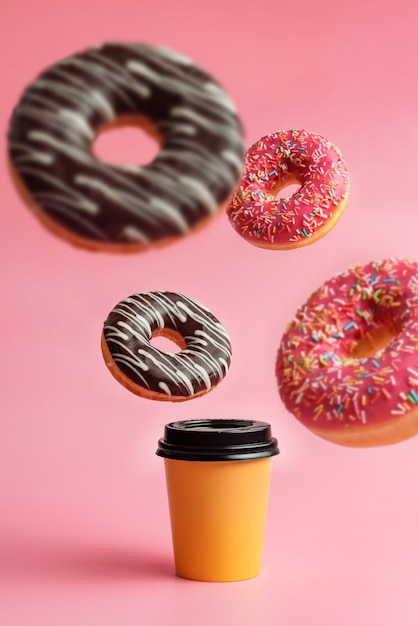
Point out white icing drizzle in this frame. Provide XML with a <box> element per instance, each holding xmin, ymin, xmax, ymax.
<box><xmin>9</xmin><ymin>42</ymin><xmax>244</xmax><ymax>246</ymax></box>
<box><xmin>103</xmin><ymin>291</ymin><xmax>232</xmax><ymax>397</ymax></box>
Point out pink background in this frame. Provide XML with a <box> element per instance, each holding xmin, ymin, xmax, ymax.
<box><xmin>2</xmin><ymin>1</ymin><xmax>418</xmax><ymax>624</ymax></box>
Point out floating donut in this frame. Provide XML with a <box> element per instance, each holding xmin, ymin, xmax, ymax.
<box><xmin>227</xmin><ymin>129</ymin><xmax>349</xmax><ymax>250</ymax></box>
<box><xmin>101</xmin><ymin>291</ymin><xmax>232</xmax><ymax>401</ymax></box>
<box><xmin>8</xmin><ymin>42</ymin><xmax>244</xmax><ymax>252</ymax></box>
<box><xmin>276</xmin><ymin>258</ymin><xmax>418</xmax><ymax>447</ymax></box>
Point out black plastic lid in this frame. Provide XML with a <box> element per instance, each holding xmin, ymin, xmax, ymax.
<box><xmin>156</xmin><ymin>419</ymin><xmax>279</xmax><ymax>461</ymax></box>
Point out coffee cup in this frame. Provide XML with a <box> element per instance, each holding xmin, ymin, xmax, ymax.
<box><xmin>156</xmin><ymin>419</ymin><xmax>279</xmax><ymax>582</ymax></box>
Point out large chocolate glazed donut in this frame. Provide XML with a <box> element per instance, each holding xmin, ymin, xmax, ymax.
<box><xmin>8</xmin><ymin>42</ymin><xmax>245</xmax><ymax>251</ymax></box>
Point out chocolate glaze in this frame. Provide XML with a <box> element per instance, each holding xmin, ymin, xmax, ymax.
<box><xmin>8</xmin><ymin>43</ymin><xmax>244</xmax><ymax>247</ymax></box>
<box><xmin>102</xmin><ymin>291</ymin><xmax>232</xmax><ymax>398</ymax></box>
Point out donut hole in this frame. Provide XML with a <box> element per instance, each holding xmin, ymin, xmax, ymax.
<box><xmin>92</xmin><ymin>116</ymin><xmax>161</xmax><ymax>166</ymax></box>
<box><xmin>271</xmin><ymin>175</ymin><xmax>302</xmax><ymax>200</ymax></box>
<box><xmin>350</xmin><ymin>323</ymin><xmax>397</xmax><ymax>359</ymax></box>
<box><xmin>150</xmin><ymin>329</ymin><xmax>186</xmax><ymax>354</ymax></box>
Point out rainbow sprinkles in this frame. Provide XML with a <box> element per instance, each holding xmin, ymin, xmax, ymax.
<box><xmin>276</xmin><ymin>258</ymin><xmax>418</xmax><ymax>446</ymax></box>
<box><xmin>227</xmin><ymin>129</ymin><xmax>349</xmax><ymax>249</ymax></box>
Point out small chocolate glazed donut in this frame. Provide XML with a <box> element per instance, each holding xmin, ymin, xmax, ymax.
<box><xmin>101</xmin><ymin>291</ymin><xmax>232</xmax><ymax>401</ymax></box>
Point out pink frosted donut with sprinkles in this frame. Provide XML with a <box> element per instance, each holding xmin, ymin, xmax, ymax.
<box><xmin>276</xmin><ymin>258</ymin><xmax>418</xmax><ymax>447</ymax></box>
<box><xmin>227</xmin><ymin>129</ymin><xmax>349</xmax><ymax>249</ymax></box>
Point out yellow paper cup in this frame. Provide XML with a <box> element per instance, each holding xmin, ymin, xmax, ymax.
<box><xmin>156</xmin><ymin>419</ymin><xmax>279</xmax><ymax>582</ymax></box>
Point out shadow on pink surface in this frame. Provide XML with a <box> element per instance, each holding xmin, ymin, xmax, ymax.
<box><xmin>0</xmin><ymin>540</ymin><xmax>174</xmax><ymax>583</ymax></box>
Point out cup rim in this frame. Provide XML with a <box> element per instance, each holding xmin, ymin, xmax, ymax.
<box><xmin>156</xmin><ymin>419</ymin><xmax>279</xmax><ymax>461</ymax></box>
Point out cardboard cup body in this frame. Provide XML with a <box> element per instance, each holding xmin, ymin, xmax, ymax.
<box><xmin>164</xmin><ymin>456</ymin><xmax>273</xmax><ymax>582</ymax></box>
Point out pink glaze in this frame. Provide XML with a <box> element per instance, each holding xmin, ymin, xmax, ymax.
<box><xmin>227</xmin><ymin>129</ymin><xmax>349</xmax><ymax>247</ymax></box>
<box><xmin>276</xmin><ymin>258</ymin><xmax>418</xmax><ymax>432</ymax></box>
